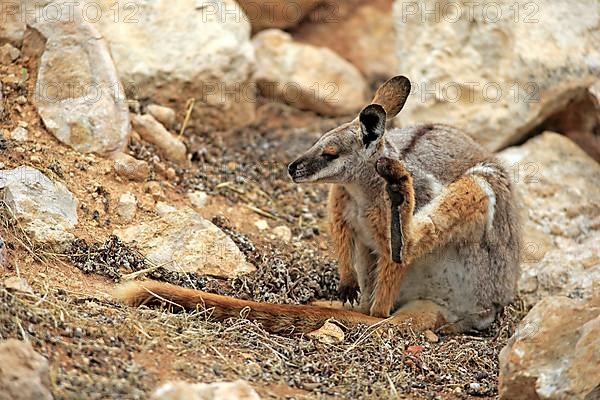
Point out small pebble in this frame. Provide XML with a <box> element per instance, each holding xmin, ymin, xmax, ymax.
<box><xmin>188</xmin><ymin>191</ymin><xmax>208</xmax><ymax>208</ymax></box>
<box><xmin>0</xmin><ymin>43</ymin><xmax>20</xmax><ymax>64</ymax></box>
<box><xmin>145</xmin><ymin>181</ymin><xmax>166</xmax><ymax>201</ymax></box>
<box><xmin>254</xmin><ymin>219</ymin><xmax>269</xmax><ymax>231</ymax></box>
<box><xmin>10</xmin><ymin>126</ymin><xmax>28</xmax><ymax>142</ymax></box>
<box><xmin>113</xmin><ymin>152</ymin><xmax>149</xmax><ymax>182</ymax></box>
<box><xmin>272</xmin><ymin>225</ymin><xmax>292</xmax><ymax>242</ymax></box>
<box><xmin>424</xmin><ymin>330</ymin><xmax>439</xmax><ymax>343</ymax></box>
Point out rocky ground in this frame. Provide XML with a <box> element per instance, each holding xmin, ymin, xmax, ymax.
<box><xmin>1</xmin><ymin>0</ymin><xmax>599</xmax><ymax>399</ymax></box>
<box><xmin>0</xmin><ymin>57</ymin><xmax>528</xmax><ymax>398</ymax></box>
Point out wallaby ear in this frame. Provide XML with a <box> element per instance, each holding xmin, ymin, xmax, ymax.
<box><xmin>371</xmin><ymin>75</ymin><xmax>412</xmax><ymax>118</ymax></box>
<box><xmin>360</xmin><ymin>104</ymin><xmax>386</xmax><ymax>148</ymax></box>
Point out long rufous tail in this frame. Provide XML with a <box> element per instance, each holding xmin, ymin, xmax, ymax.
<box><xmin>114</xmin><ymin>281</ymin><xmax>383</xmax><ymax>334</ymax></box>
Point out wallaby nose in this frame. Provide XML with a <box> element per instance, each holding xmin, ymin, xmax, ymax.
<box><xmin>288</xmin><ymin>160</ymin><xmax>299</xmax><ymax>178</ymax></box>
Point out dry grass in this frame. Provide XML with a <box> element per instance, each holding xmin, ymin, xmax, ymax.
<box><xmin>0</xmin><ymin>279</ymin><xmax>527</xmax><ymax>399</ymax></box>
<box><xmin>0</xmin><ymin>216</ymin><xmax>528</xmax><ymax>399</ymax></box>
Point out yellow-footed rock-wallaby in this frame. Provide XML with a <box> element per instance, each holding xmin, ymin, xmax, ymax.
<box><xmin>116</xmin><ymin>76</ymin><xmax>521</xmax><ymax>334</ymax></box>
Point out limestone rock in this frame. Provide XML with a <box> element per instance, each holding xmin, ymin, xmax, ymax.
<box><xmin>22</xmin><ymin>3</ymin><xmax>130</xmax><ymax>155</ymax></box>
<box><xmin>152</xmin><ymin>380</ymin><xmax>260</xmax><ymax>400</ymax></box>
<box><xmin>294</xmin><ymin>3</ymin><xmax>397</xmax><ymax>83</ymax></box>
<box><xmin>498</xmin><ymin>133</ymin><xmax>600</xmax><ymax>307</ymax></box>
<box><xmin>272</xmin><ymin>225</ymin><xmax>292</xmax><ymax>242</ymax></box>
<box><xmin>145</xmin><ymin>181</ymin><xmax>166</xmax><ymax>201</ymax></box>
<box><xmin>541</xmin><ymin>89</ymin><xmax>600</xmax><ymax>163</ymax></box>
<box><xmin>0</xmin><ymin>0</ymin><xmax>28</xmax><ymax>47</ymax></box>
<box><xmin>237</xmin><ymin>0</ymin><xmax>323</xmax><ymax>32</ymax></box>
<box><xmin>254</xmin><ymin>219</ymin><xmax>269</xmax><ymax>231</ymax></box>
<box><xmin>3</xmin><ymin>277</ymin><xmax>33</xmax><ymax>294</ymax></box>
<box><xmin>147</xmin><ymin>104</ymin><xmax>176</xmax><ymax>130</ymax></box>
<box><xmin>307</xmin><ymin>321</ymin><xmax>345</xmax><ymax>344</ymax></box>
<box><xmin>0</xmin><ymin>43</ymin><xmax>20</xmax><ymax>64</ymax></box>
<box><xmin>116</xmin><ymin>193</ymin><xmax>137</xmax><ymax>223</ymax></box>
<box><xmin>92</xmin><ymin>0</ymin><xmax>256</xmax><ymax>131</ymax></box>
<box><xmin>131</xmin><ymin>115</ymin><xmax>187</xmax><ymax>163</ymax></box>
<box><xmin>499</xmin><ymin>296</ymin><xmax>600</xmax><ymax>400</ymax></box>
<box><xmin>9</xmin><ymin>126</ymin><xmax>27</xmax><ymax>142</ymax></box>
<box><xmin>187</xmin><ymin>191</ymin><xmax>208</xmax><ymax>208</ymax></box>
<box><xmin>114</xmin><ymin>208</ymin><xmax>254</xmax><ymax>278</ymax></box>
<box><xmin>253</xmin><ymin>29</ymin><xmax>368</xmax><ymax>116</ymax></box>
<box><xmin>0</xmin><ymin>166</ymin><xmax>78</xmax><ymax>251</ymax></box>
<box><xmin>113</xmin><ymin>153</ymin><xmax>150</xmax><ymax>182</ymax></box>
<box><xmin>0</xmin><ymin>339</ymin><xmax>53</xmax><ymax>400</ymax></box>
<box><xmin>155</xmin><ymin>202</ymin><xmax>177</xmax><ymax>217</ymax></box>
<box><xmin>392</xmin><ymin>0</ymin><xmax>600</xmax><ymax>150</ymax></box>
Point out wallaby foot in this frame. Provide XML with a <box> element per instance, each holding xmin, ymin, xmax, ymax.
<box><xmin>390</xmin><ymin>300</ymin><xmax>448</xmax><ymax>331</ymax></box>
<box><xmin>338</xmin><ymin>274</ymin><xmax>360</xmax><ymax>306</ymax></box>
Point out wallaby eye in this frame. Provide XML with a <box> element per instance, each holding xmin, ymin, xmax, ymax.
<box><xmin>322</xmin><ymin>153</ymin><xmax>339</xmax><ymax>161</ymax></box>
<box><xmin>322</xmin><ymin>146</ymin><xmax>339</xmax><ymax>161</ymax></box>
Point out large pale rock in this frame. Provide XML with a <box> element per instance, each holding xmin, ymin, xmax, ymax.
<box><xmin>0</xmin><ymin>339</ymin><xmax>53</xmax><ymax>400</ymax></box>
<box><xmin>542</xmin><ymin>88</ymin><xmax>600</xmax><ymax>163</ymax></box>
<box><xmin>0</xmin><ymin>166</ymin><xmax>78</xmax><ymax>251</ymax></box>
<box><xmin>0</xmin><ymin>43</ymin><xmax>20</xmax><ymax>65</ymax></box>
<box><xmin>393</xmin><ymin>0</ymin><xmax>600</xmax><ymax>150</ymax></box>
<box><xmin>294</xmin><ymin>2</ymin><xmax>396</xmax><ymax>83</ymax></box>
<box><xmin>0</xmin><ymin>0</ymin><xmax>54</xmax><ymax>46</ymax></box>
<box><xmin>114</xmin><ymin>208</ymin><xmax>254</xmax><ymax>278</ymax></box>
<box><xmin>237</xmin><ymin>0</ymin><xmax>323</xmax><ymax>32</ymax></box>
<box><xmin>91</xmin><ymin>0</ymin><xmax>256</xmax><ymax>131</ymax></box>
<box><xmin>499</xmin><ymin>296</ymin><xmax>600</xmax><ymax>400</ymax></box>
<box><xmin>253</xmin><ymin>29</ymin><xmax>368</xmax><ymax>116</ymax></box>
<box><xmin>152</xmin><ymin>380</ymin><xmax>260</xmax><ymax>400</ymax></box>
<box><xmin>498</xmin><ymin>133</ymin><xmax>600</xmax><ymax>307</ymax></box>
<box><xmin>22</xmin><ymin>3</ymin><xmax>130</xmax><ymax>155</ymax></box>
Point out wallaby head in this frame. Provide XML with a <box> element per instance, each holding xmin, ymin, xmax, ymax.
<box><xmin>288</xmin><ymin>76</ymin><xmax>411</xmax><ymax>184</ymax></box>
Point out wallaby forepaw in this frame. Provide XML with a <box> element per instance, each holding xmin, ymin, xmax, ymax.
<box><xmin>338</xmin><ymin>277</ymin><xmax>360</xmax><ymax>306</ymax></box>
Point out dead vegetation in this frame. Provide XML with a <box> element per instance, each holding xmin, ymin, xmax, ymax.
<box><xmin>1</xmin><ymin>200</ymin><xmax>528</xmax><ymax>399</ymax></box>
<box><xmin>0</xmin><ymin>274</ymin><xmax>527</xmax><ymax>400</ymax></box>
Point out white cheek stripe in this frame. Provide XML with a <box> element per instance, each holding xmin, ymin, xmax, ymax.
<box><xmin>471</xmin><ymin>175</ymin><xmax>496</xmax><ymax>231</ymax></box>
<box><xmin>466</xmin><ymin>164</ymin><xmax>497</xmax><ymax>176</ymax></box>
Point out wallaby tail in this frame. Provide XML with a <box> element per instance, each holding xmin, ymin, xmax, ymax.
<box><xmin>114</xmin><ymin>281</ymin><xmax>382</xmax><ymax>334</ymax></box>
